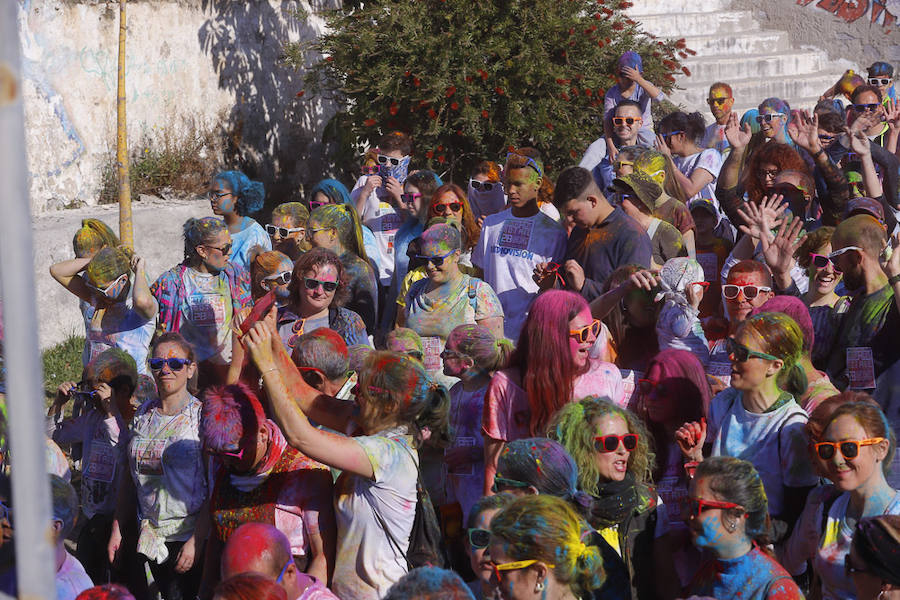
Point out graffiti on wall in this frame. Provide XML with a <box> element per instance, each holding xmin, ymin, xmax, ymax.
<box><xmin>796</xmin><ymin>0</ymin><xmax>897</xmax><ymax>29</ymax></box>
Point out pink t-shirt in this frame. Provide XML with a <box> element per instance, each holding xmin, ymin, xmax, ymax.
<box><xmin>482</xmin><ymin>360</ymin><xmax>625</xmax><ymax>442</ymax></box>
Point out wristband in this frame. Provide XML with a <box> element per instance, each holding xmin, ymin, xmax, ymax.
<box><xmin>812</xmin><ymin>148</ymin><xmax>825</xmax><ymax>158</ymax></box>
<box><xmin>889</xmin><ymin>273</ymin><xmax>900</xmax><ymax>286</ymax></box>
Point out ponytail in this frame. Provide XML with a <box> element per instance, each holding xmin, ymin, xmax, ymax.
<box><xmin>780</xmin><ymin>363</ymin><xmax>808</xmax><ymax>398</ymax></box>
<box><xmin>414</xmin><ymin>382</ymin><xmax>451</xmax><ymax>449</ymax></box>
<box><xmin>445</xmin><ymin>323</ymin><xmax>513</xmax><ymax>373</ymax></box>
<box><xmin>573</xmin><ymin>535</ymin><xmax>606</xmax><ymax>598</ymax></box>
<box><xmin>73</xmin><ymin>218</ymin><xmax>120</xmax><ymax>258</ymax></box>
<box><xmin>213</xmin><ymin>170</ymin><xmax>265</xmax><ymax>216</ymax></box>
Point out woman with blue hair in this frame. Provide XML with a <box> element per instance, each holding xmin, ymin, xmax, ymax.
<box><xmin>209</xmin><ymin>170</ymin><xmax>271</xmax><ymax>271</ymax></box>
<box><xmin>309</xmin><ymin>179</ymin><xmax>380</xmax><ymax>276</ymax></box>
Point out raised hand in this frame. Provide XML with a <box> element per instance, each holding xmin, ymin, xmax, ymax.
<box><xmin>884</xmin><ymin>98</ymin><xmax>900</xmax><ymax>133</ymax></box>
<box><xmin>760</xmin><ymin>213</ymin><xmax>806</xmax><ymax>279</ymax></box>
<box><xmin>724</xmin><ymin>111</ymin><xmax>752</xmax><ymax>150</ymax></box>
<box><xmin>675</xmin><ymin>418</ymin><xmax>707</xmax><ymax>461</ymax></box>
<box><xmin>881</xmin><ymin>231</ymin><xmax>900</xmax><ymax>279</ymax></box>
<box><xmin>787</xmin><ymin>109</ymin><xmax>821</xmax><ymax>154</ymax></box>
<box><xmin>736</xmin><ymin>194</ymin><xmax>786</xmax><ymax>240</ymax></box>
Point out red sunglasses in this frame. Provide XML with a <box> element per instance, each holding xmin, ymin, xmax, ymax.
<box><xmin>680</xmin><ymin>497</ymin><xmax>746</xmax><ymax>519</ymax></box>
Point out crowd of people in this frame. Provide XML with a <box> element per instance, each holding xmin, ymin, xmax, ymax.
<box><xmin>2</xmin><ymin>51</ymin><xmax>900</xmax><ymax>600</ymax></box>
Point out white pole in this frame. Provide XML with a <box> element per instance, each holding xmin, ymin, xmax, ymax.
<box><xmin>0</xmin><ymin>3</ymin><xmax>57</xmax><ymax>599</ymax></box>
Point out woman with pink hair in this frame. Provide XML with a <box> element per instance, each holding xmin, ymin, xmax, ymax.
<box><xmin>482</xmin><ymin>290</ymin><xmax>624</xmax><ymax>494</ymax></box>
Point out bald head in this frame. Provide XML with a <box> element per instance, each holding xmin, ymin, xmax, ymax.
<box><xmin>833</xmin><ymin>214</ymin><xmax>887</xmax><ymax>259</ymax></box>
<box><xmin>221</xmin><ymin>523</ymin><xmax>292</xmax><ymax>580</ymax></box>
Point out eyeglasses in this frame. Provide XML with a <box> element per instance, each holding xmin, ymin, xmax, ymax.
<box><xmin>433</xmin><ymin>202</ymin><xmax>462</xmax><ymax>215</ymax></box>
<box><xmin>637</xmin><ymin>379</ymin><xmax>667</xmax><ymax>396</ymax></box>
<box><xmin>756</xmin><ymin>112</ymin><xmax>785</xmax><ymax>123</ymax></box>
<box><xmin>275</xmin><ymin>559</ymin><xmax>293</xmax><ymax>584</ymax></box>
<box><xmin>207</xmin><ymin>190</ymin><xmax>231</xmax><ymax>200</ymax></box>
<box><xmin>87</xmin><ymin>273</ymin><xmax>129</xmax><ymax>298</ymax></box>
<box><xmin>810</xmin><ymin>253</ymin><xmax>842</xmax><ymax>273</ymax></box>
<box><xmin>490</xmin><ymin>559</ymin><xmax>554</xmax><ymax>582</ymax></box>
<box><xmin>613</xmin><ymin>116</ymin><xmax>643</xmax><ymax>126</ymax></box>
<box><xmin>149</xmin><ymin>357</ymin><xmax>192</xmax><ymax>372</ymax></box>
<box><xmin>725</xmin><ymin>338</ymin><xmax>778</xmax><ymax>363</ymax></box>
<box><xmin>721</xmin><ymin>284</ymin><xmax>771</xmax><ymax>300</ymax></box>
<box><xmin>490</xmin><ymin>476</ymin><xmax>531</xmax><ymax>494</ymax></box>
<box><xmin>304</xmin><ymin>278</ymin><xmax>338</xmax><ymax>293</ymax></box>
<box><xmin>708</xmin><ymin>97</ymin><xmax>731</xmax><ymax>106</ymax></box>
<box><xmin>851</xmin><ymin>103</ymin><xmax>880</xmax><ymax>113</ymax></box>
<box><xmin>439</xmin><ymin>349</ymin><xmax>468</xmax><ymax>361</ymax></box>
<box><xmin>505</xmin><ymin>152</ymin><xmax>544</xmax><ymax>177</ymax></box>
<box><xmin>204</xmin><ymin>242</ymin><xmax>233</xmax><ymax>256</ymax></box>
<box><xmin>400</xmin><ymin>193</ymin><xmax>421</xmax><ymax>205</ymax></box>
<box><xmin>869</xmin><ymin>77</ymin><xmax>892</xmax><ymax>86</ymax></box>
<box><xmin>263</xmin><ymin>271</ymin><xmax>292</xmax><ymax>286</ymax></box>
<box><xmin>828</xmin><ymin>246</ymin><xmax>863</xmax><ymax>260</ymax></box>
<box><xmin>470</xmin><ymin>180</ymin><xmax>500</xmax><ymax>192</ymax></box>
<box><xmin>660</xmin><ymin>130</ymin><xmax>684</xmax><ymax>139</ymax></box>
<box><xmin>377</xmin><ymin>154</ymin><xmax>403</xmax><ymax>166</ymax></box>
<box><xmin>415</xmin><ymin>249</ymin><xmax>456</xmax><ymax>267</ymax></box>
<box><xmin>594</xmin><ymin>433</ymin><xmax>639</xmax><ymax>453</ymax></box>
<box><xmin>266</xmin><ymin>224</ymin><xmax>305</xmax><ymax>238</ymax></box>
<box><xmin>467</xmin><ymin>528</ymin><xmax>491</xmax><ymax>549</ymax></box>
<box><xmin>814</xmin><ymin>437</ymin><xmax>885</xmax><ymax>461</ymax></box>
<box><xmin>569</xmin><ymin>319</ymin><xmax>601</xmax><ymax>343</ymax></box>
<box><xmin>759</xmin><ymin>168</ymin><xmax>781</xmax><ymax>180</ymax></box>
<box><xmin>361</xmin><ymin>165</ymin><xmax>383</xmax><ymax>176</ymax></box>
<box><xmin>680</xmin><ymin>497</ymin><xmax>745</xmax><ymax>520</ymax></box>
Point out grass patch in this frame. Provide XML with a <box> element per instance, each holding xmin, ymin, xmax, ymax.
<box><xmin>98</xmin><ymin>116</ymin><xmax>224</xmax><ymax>204</ymax></box>
<box><xmin>42</xmin><ymin>335</ymin><xmax>85</xmax><ymax>403</ymax></box>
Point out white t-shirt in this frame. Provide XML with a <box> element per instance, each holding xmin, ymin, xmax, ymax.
<box><xmin>56</xmin><ymin>551</ymin><xmax>92</xmax><ymax>600</ymax></box>
<box><xmin>83</xmin><ymin>275</ymin><xmax>156</xmax><ymax>375</ymax></box>
<box><xmin>129</xmin><ymin>396</ymin><xmax>207</xmax><ymax>545</ymax></box>
<box><xmin>351</xmin><ymin>176</ymin><xmax>403</xmax><ymax>286</ymax></box>
<box><xmin>674</xmin><ymin>149</ymin><xmax>723</xmax><ymax>205</ymax></box>
<box><xmin>179</xmin><ymin>268</ymin><xmax>234</xmax><ymax>364</ymax></box>
<box><xmin>471</xmin><ymin>208</ymin><xmax>566</xmax><ymax>341</ymax></box>
<box><xmin>332</xmin><ymin>428</ymin><xmax>418</xmax><ymax>600</ymax></box>
<box><xmin>230</xmin><ymin>220</ymin><xmax>272</xmax><ymax>273</ymax></box>
<box><xmin>708</xmin><ymin>388</ymin><xmax>819</xmax><ymax>516</ymax></box>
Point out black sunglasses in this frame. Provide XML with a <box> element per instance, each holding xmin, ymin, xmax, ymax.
<box><xmin>304</xmin><ymin>278</ymin><xmax>338</xmax><ymax>293</ymax></box>
<box><xmin>851</xmin><ymin>103</ymin><xmax>880</xmax><ymax>112</ymax></box>
<box><xmin>266</xmin><ymin>224</ymin><xmax>304</xmax><ymax>237</ymax></box>
<box><xmin>470</xmin><ymin>180</ymin><xmax>499</xmax><ymax>192</ymax></box>
<box><xmin>377</xmin><ymin>154</ymin><xmax>402</xmax><ymax>166</ymax></box>
<box><xmin>433</xmin><ymin>202</ymin><xmax>462</xmax><ymax>215</ymax></box>
<box><xmin>415</xmin><ymin>250</ymin><xmax>455</xmax><ymax>267</ymax></box>
<box><xmin>149</xmin><ymin>357</ymin><xmax>192</xmax><ymax>372</ymax></box>
<box><xmin>468</xmin><ymin>528</ymin><xmax>491</xmax><ymax>549</ymax></box>
<box><xmin>205</xmin><ymin>242</ymin><xmax>233</xmax><ymax>256</ymax></box>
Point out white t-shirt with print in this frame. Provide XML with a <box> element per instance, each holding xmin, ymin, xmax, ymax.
<box><xmin>351</xmin><ymin>176</ymin><xmax>403</xmax><ymax>286</ymax></box>
<box><xmin>332</xmin><ymin>428</ymin><xmax>418</xmax><ymax>600</ymax></box>
<box><xmin>179</xmin><ymin>268</ymin><xmax>234</xmax><ymax>364</ymax></box>
<box><xmin>708</xmin><ymin>388</ymin><xmax>818</xmax><ymax>516</ymax></box>
<box><xmin>674</xmin><ymin>149</ymin><xmax>723</xmax><ymax>205</ymax></box>
<box><xmin>471</xmin><ymin>208</ymin><xmax>566</xmax><ymax>342</ymax></box>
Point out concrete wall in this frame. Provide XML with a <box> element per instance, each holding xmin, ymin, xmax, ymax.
<box><xmin>732</xmin><ymin>0</ymin><xmax>900</xmax><ymax>68</ymax></box>
<box><xmin>19</xmin><ymin>0</ymin><xmax>337</xmax><ymax>213</ymax></box>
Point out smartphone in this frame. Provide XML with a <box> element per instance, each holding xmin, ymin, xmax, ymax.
<box><xmin>882</xmin><ymin>235</ymin><xmax>896</xmax><ymax>262</ymax></box>
<box><xmin>240</xmin><ymin>290</ymin><xmax>277</xmax><ymax>336</ymax></box>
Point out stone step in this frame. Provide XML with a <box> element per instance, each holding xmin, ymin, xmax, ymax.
<box><xmin>680</xmin><ymin>51</ymin><xmax>825</xmax><ymax>82</ymax></box>
<box><xmin>680</xmin><ymin>30</ymin><xmax>791</xmax><ymax>56</ymax></box>
<box><xmin>637</xmin><ymin>11</ymin><xmax>759</xmax><ymax>38</ymax></box>
<box><xmin>627</xmin><ymin>0</ymin><xmax>732</xmax><ymax>16</ymax></box>
<box><xmin>669</xmin><ymin>71</ymin><xmax>844</xmax><ymax>112</ymax></box>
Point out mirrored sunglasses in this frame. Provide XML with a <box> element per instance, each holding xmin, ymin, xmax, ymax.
<box><xmin>594</xmin><ymin>433</ymin><xmax>639</xmax><ymax>453</ymax></box>
<box><xmin>149</xmin><ymin>357</ymin><xmax>192</xmax><ymax>372</ymax></box>
<box><xmin>756</xmin><ymin>112</ymin><xmax>786</xmax><ymax>123</ymax></box>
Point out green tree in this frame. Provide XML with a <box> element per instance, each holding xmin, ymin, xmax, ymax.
<box><xmin>289</xmin><ymin>0</ymin><xmax>689</xmax><ymax>179</ymax></box>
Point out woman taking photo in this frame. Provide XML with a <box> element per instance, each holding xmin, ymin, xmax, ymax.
<box><xmin>243</xmin><ymin>323</ymin><xmax>450</xmax><ymax>600</ymax></box>
<box><xmin>677</xmin><ymin>312</ymin><xmax>819</xmax><ymax>533</ymax></box>
<box><xmin>152</xmin><ymin>217</ymin><xmax>251</xmax><ymax>387</ymax></box>
<box><xmin>482</xmin><ymin>290</ymin><xmax>625</xmax><ymax>494</ymax></box>
<box><xmin>488</xmin><ymin>495</ymin><xmax>605</xmax><ymax>600</ymax></box>
<box><xmin>275</xmin><ymin>247</ymin><xmax>368</xmax><ymax>349</ymax></box>
<box><xmin>784</xmin><ymin>396</ymin><xmax>898</xmax><ymax>600</ymax></box>
<box><xmin>306</xmin><ymin>204</ymin><xmax>378</xmax><ymax>334</ymax></box>
<box><xmin>108</xmin><ymin>333</ymin><xmax>207</xmax><ymax>600</ymax></box>
<box><xmin>685</xmin><ymin>457</ymin><xmax>804</xmax><ymax>599</ymax></box>
<box><xmin>50</xmin><ymin>245</ymin><xmax>157</xmax><ymax>375</ymax></box>
<box><xmin>399</xmin><ymin>223</ymin><xmax>504</xmax><ymax>387</ymax></box>
<box><xmin>549</xmin><ymin>396</ymin><xmax>669</xmax><ymax>600</ymax></box>
<box><xmin>209</xmin><ymin>170</ymin><xmax>270</xmax><ymax>271</ymax></box>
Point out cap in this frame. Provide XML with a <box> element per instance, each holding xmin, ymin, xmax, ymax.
<box><xmin>868</xmin><ymin>61</ymin><xmax>894</xmax><ymax>78</ymax></box>
<box><xmin>845</xmin><ymin>196</ymin><xmax>885</xmax><ymax>224</ymax></box>
<box><xmin>688</xmin><ymin>198</ymin><xmax>719</xmax><ymax>216</ymax></box>
<box><xmin>613</xmin><ymin>170</ymin><xmax>662</xmax><ymax>212</ymax></box>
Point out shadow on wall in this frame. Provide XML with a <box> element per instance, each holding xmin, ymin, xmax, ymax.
<box><xmin>198</xmin><ymin>0</ymin><xmax>336</xmax><ymax>212</ymax></box>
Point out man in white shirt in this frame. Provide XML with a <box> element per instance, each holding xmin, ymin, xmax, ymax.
<box><xmin>472</xmin><ymin>149</ymin><xmax>566</xmax><ymax>342</ymax></box>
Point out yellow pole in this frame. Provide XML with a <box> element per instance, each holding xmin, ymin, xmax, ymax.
<box><xmin>117</xmin><ymin>0</ymin><xmax>133</xmax><ymax>248</ymax></box>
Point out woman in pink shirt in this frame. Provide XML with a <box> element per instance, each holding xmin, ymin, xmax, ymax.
<box><xmin>481</xmin><ymin>290</ymin><xmax>624</xmax><ymax>494</ymax></box>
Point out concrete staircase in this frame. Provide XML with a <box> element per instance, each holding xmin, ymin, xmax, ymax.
<box><xmin>628</xmin><ymin>0</ymin><xmax>854</xmax><ymax>116</ymax></box>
